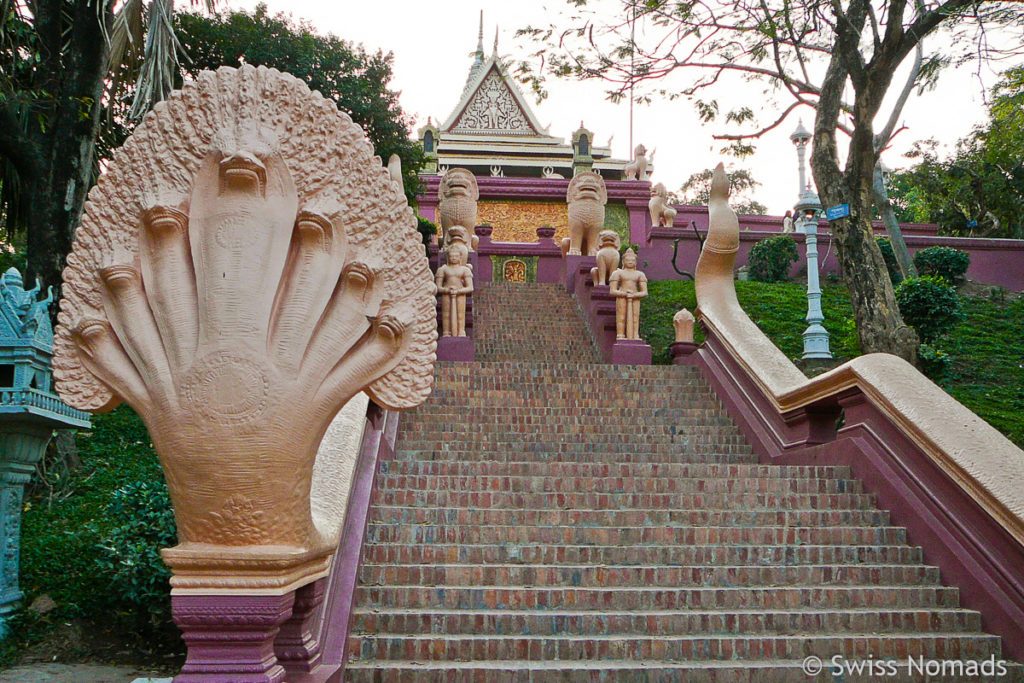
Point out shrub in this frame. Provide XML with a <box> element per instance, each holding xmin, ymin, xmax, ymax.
<box><xmin>875</xmin><ymin>237</ymin><xmax>902</xmax><ymax>285</ymax></box>
<box><xmin>896</xmin><ymin>276</ymin><xmax>965</xmax><ymax>342</ymax></box>
<box><xmin>913</xmin><ymin>246</ymin><xmax>970</xmax><ymax>284</ymax></box>
<box><xmin>416</xmin><ymin>215</ymin><xmax>438</xmax><ymax>248</ymax></box>
<box><xmin>91</xmin><ymin>480</ymin><xmax>178</xmax><ymax>640</ymax></box>
<box><xmin>918</xmin><ymin>343</ymin><xmax>952</xmax><ymax>383</ymax></box>
<box><xmin>748</xmin><ymin>235</ymin><xmax>798</xmax><ymax>282</ymax></box>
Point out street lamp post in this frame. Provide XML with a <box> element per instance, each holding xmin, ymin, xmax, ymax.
<box><xmin>789</xmin><ymin>121</ymin><xmax>832</xmax><ymax>361</ymax></box>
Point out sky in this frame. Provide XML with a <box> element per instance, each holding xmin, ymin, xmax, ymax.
<box><xmin>228</xmin><ymin>0</ymin><xmax>1011</xmax><ymax>215</ymax></box>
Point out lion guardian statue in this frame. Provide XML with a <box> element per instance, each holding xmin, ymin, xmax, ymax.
<box><xmin>623</xmin><ymin>144</ymin><xmax>649</xmax><ymax>181</ymax></box>
<box><xmin>565</xmin><ymin>171</ymin><xmax>608</xmax><ymax>256</ymax></box>
<box><xmin>649</xmin><ymin>182</ymin><xmax>677</xmax><ymax>228</ymax></box>
<box><xmin>438</xmin><ymin>168</ymin><xmax>480</xmax><ymax>251</ymax></box>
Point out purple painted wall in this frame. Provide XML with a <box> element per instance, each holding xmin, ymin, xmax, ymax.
<box><xmin>418</xmin><ymin>175</ymin><xmax>1024</xmax><ymax>291</ymax></box>
<box><xmin>642</xmin><ymin>225</ymin><xmax>1024</xmax><ymax>291</ymax></box>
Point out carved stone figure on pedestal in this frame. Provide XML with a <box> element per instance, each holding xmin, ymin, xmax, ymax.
<box><xmin>436</xmin><ymin>242</ymin><xmax>474</xmax><ymax>337</ymax></box>
<box><xmin>438</xmin><ymin>168</ymin><xmax>480</xmax><ymax>251</ymax></box>
<box><xmin>590</xmin><ymin>230</ymin><xmax>621</xmax><ymax>285</ymax></box>
<box><xmin>673</xmin><ymin>308</ymin><xmax>696</xmax><ymax>342</ymax></box>
<box><xmin>623</xmin><ymin>144</ymin><xmax>649</xmax><ymax>181</ymax></box>
<box><xmin>609</xmin><ymin>248</ymin><xmax>649</xmax><ymax>340</ymax></box>
<box><xmin>649</xmin><ymin>183</ymin><xmax>677</xmax><ymax>228</ymax></box>
<box><xmin>565</xmin><ymin>171</ymin><xmax>607</xmax><ymax>256</ymax></box>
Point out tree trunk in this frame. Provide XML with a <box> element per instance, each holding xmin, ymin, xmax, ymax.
<box><xmin>872</xmin><ymin>163</ymin><xmax>917</xmax><ymax>280</ymax></box>
<box><xmin>23</xmin><ymin>0</ymin><xmax>111</xmax><ymax>296</ymax></box>
<box><xmin>810</xmin><ymin>55</ymin><xmax>918</xmax><ymax>364</ymax></box>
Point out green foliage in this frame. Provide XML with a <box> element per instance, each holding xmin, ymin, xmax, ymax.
<box><xmin>677</xmin><ymin>167</ymin><xmax>766</xmax><ymax>214</ymax></box>
<box><xmin>416</xmin><ymin>215</ymin><xmax>438</xmax><ymax>249</ymax></box>
<box><xmin>912</xmin><ymin>246</ymin><xmax>970</xmax><ymax>284</ymax></box>
<box><xmin>917</xmin><ymin>343</ymin><xmax>952</xmax><ymax>383</ymax></box>
<box><xmin>875</xmin><ymin>237</ymin><xmax>902</xmax><ymax>285</ymax></box>
<box><xmin>941</xmin><ymin>296</ymin><xmax>1024</xmax><ymax>447</ymax></box>
<box><xmin>888</xmin><ymin>68</ymin><xmax>1024</xmax><ymax>239</ymax></box>
<box><xmin>641</xmin><ymin>280</ymin><xmax>860</xmax><ymax>365</ymax></box>
<box><xmin>172</xmin><ymin>5</ymin><xmax>426</xmax><ymax>202</ymax></box>
<box><xmin>748</xmin><ymin>235</ymin><xmax>798</xmax><ymax>283</ymax></box>
<box><xmin>15</xmin><ymin>407</ymin><xmax>183</xmax><ymax>658</ymax></box>
<box><xmin>895</xmin><ymin>276</ymin><xmax>965</xmax><ymax>343</ymax></box>
<box><xmin>91</xmin><ymin>481</ymin><xmax>177</xmax><ymax>639</ymax></box>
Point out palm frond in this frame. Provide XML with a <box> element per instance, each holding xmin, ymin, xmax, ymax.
<box><xmin>128</xmin><ymin>0</ymin><xmax>179</xmax><ymax>120</ymax></box>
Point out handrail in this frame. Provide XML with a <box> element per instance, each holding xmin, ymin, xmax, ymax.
<box><xmin>693</xmin><ymin>164</ymin><xmax>1024</xmax><ymax>658</ymax></box>
<box><xmin>694</xmin><ymin>163</ymin><xmax>1024</xmax><ymax>549</ymax></box>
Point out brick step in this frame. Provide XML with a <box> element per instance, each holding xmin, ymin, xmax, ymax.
<box><xmin>429</xmin><ymin>362</ymin><xmax>700</xmax><ymax>376</ymax></box>
<box><xmin>362</xmin><ymin>543</ymin><xmax>924</xmax><ymax>566</ymax></box>
<box><xmin>357</xmin><ymin>563</ymin><xmax>939</xmax><ymax>588</ymax></box>
<box><xmin>344</xmin><ymin>659</ymin><xmax>1024</xmax><ymax>683</ymax></box>
<box><xmin>372</xmin><ymin>475</ymin><xmax>864</xmax><ymax>494</ymax></box>
<box><xmin>398</xmin><ymin>420</ymin><xmax>737</xmax><ymax>432</ymax></box>
<box><xmin>363</xmin><ymin>524</ymin><xmax>908</xmax><ymax>546</ymax></box>
<box><xmin>373</xmin><ymin>491</ymin><xmax>879</xmax><ymax>511</ymax></box>
<box><xmin>350</xmin><ymin>606</ymin><xmax>983</xmax><ymax>637</ymax></box>
<box><xmin>347</xmin><ymin>632</ymin><xmax>1002</xmax><ymax>662</ymax></box>
<box><xmin>367</xmin><ymin>505</ymin><xmax>889</xmax><ymax>527</ymax></box>
<box><xmin>395</xmin><ymin>434</ymin><xmax>753</xmax><ymax>446</ymax></box>
<box><xmin>354</xmin><ymin>584</ymin><xmax>960</xmax><ymax>610</ymax></box>
<box><xmin>403</xmin><ymin>405</ymin><xmax>727</xmax><ymax>417</ymax></box>
<box><xmin>393</xmin><ymin>448</ymin><xmax>759</xmax><ymax>464</ymax></box>
<box><xmin>376</xmin><ymin>462</ymin><xmax>851</xmax><ymax>479</ymax></box>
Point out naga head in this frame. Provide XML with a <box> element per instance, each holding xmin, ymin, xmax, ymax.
<box><xmin>52</xmin><ymin>66</ymin><xmax>437</xmax><ymax>591</ymax></box>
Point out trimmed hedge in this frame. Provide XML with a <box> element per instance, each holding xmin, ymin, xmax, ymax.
<box><xmin>913</xmin><ymin>246</ymin><xmax>970</xmax><ymax>284</ymax></box>
<box><xmin>748</xmin><ymin>235</ymin><xmax>799</xmax><ymax>283</ymax></box>
<box><xmin>895</xmin><ymin>276</ymin><xmax>965</xmax><ymax>342</ymax></box>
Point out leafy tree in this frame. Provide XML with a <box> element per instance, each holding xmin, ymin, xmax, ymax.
<box><xmin>0</xmin><ymin>0</ymin><xmax>213</xmax><ymax>294</ymax></box>
<box><xmin>678</xmin><ymin>168</ymin><xmax>766</xmax><ymax>215</ymax></box>
<box><xmin>172</xmin><ymin>5</ymin><xmax>425</xmax><ymax>203</ymax></box>
<box><xmin>888</xmin><ymin>67</ymin><xmax>1024</xmax><ymax>238</ymax></box>
<box><xmin>518</xmin><ymin>0</ymin><xmax>1022</xmax><ymax>362</ymax></box>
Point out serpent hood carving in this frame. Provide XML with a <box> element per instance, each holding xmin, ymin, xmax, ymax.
<box><xmin>52</xmin><ymin>65</ymin><xmax>437</xmax><ymax>589</ymax></box>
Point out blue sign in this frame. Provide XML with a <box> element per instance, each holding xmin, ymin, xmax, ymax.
<box><xmin>825</xmin><ymin>204</ymin><xmax>850</xmax><ymax>220</ymax></box>
<box><xmin>967</xmin><ymin>220</ymin><xmax>979</xmax><ymax>229</ymax></box>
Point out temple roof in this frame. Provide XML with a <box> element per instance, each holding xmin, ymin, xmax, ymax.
<box><xmin>423</xmin><ymin>17</ymin><xmax>628</xmax><ymax>180</ymax></box>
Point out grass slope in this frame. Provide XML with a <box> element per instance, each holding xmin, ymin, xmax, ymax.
<box><xmin>640</xmin><ymin>279</ymin><xmax>1024</xmax><ymax>448</ymax></box>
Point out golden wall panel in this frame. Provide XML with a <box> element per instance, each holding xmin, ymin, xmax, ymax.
<box><xmin>478</xmin><ymin>201</ymin><xmax>569</xmax><ymax>243</ymax></box>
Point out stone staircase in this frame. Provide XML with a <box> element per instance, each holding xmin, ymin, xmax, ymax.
<box><xmin>345</xmin><ymin>282</ymin><xmax>1018</xmax><ymax>681</ymax></box>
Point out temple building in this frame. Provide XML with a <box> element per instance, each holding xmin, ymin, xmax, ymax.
<box><xmin>415</xmin><ymin>15</ymin><xmax>648</xmax><ymax>245</ymax></box>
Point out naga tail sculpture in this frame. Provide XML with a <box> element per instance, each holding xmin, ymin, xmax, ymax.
<box><xmin>52</xmin><ymin>66</ymin><xmax>437</xmax><ymax>591</ymax></box>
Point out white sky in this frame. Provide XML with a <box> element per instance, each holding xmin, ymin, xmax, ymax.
<box><xmin>228</xmin><ymin>0</ymin><xmax>1009</xmax><ymax>215</ymax></box>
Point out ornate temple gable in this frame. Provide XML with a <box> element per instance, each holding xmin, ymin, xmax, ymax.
<box><xmin>442</xmin><ymin>59</ymin><xmax>548</xmax><ymax>138</ymax></box>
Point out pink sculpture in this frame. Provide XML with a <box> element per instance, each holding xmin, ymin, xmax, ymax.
<box><xmin>435</xmin><ymin>241</ymin><xmax>474</xmax><ymax>337</ymax></box>
<box><xmin>649</xmin><ymin>182</ymin><xmax>678</xmax><ymax>228</ymax></box>
<box><xmin>566</xmin><ymin>171</ymin><xmax>607</xmax><ymax>256</ymax></box>
<box><xmin>623</xmin><ymin>144</ymin><xmax>649</xmax><ymax>181</ymax></box>
<box><xmin>52</xmin><ymin>66</ymin><xmax>437</xmax><ymax>592</ymax></box>
<box><xmin>438</xmin><ymin>168</ymin><xmax>480</xmax><ymax>251</ymax></box>
<box><xmin>590</xmin><ymin>230</ymin><xmax>621</xmax><ymax>285</ymax></box>
<box><xmin>673</xmin><ymin>308</ymin><xmax>696</xmax><ymax>343</ymax></box>
<box><xmin>609</xmin><ymin>248</ymin><xmax>649</xmax><ymax>340</ymax></box>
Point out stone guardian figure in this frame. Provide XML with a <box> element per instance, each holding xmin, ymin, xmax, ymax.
<box><xmin>609</xmin><ymin>248</ymin><xmax>649</xmax><ymax>340</ymax></box>
<box><xmin>566</xmin><ymin>171</ymin><xmax>607</xmax><ymax>256</ymax></box>
<box><xmin>590</xmin><ymin>230</ymin><xmax>621</xmax><ymax>285</ymax></box>
<box><xmin>438</xmin><ymin>168</ymin><xmax>480</xmax><ymax>251</ymax></box>
<box><xmin>435</xmin><ymin>241</ymin><xmax>474</xmax><ymax>337</ymax></box>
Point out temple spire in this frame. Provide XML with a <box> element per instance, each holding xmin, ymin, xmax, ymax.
<box><xmin>493</xmin><ymin>26</ymin><xmax>499</xmax><ymax>56</ymax></box>
<box><xmin>475</xmin><ymin>11</ymin><xmax>484</xmax><ymax>62</ymax></box>
<box><xmin>462</xmin><ymin>11</ymin><xmax>487</xmax><ymax>95</ymax></box>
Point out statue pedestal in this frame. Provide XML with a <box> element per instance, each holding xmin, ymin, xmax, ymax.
<box><xmin>612</xmin><ymin>339</ymin><xmax>652</xmax><ymax>365</ymax></box>
<box><xmin>437</xmin><ymin>336</ymin><xmax>475</xmax><ymax>362</ymax></box>
<box><xmin>172</xmin><ymin>592</ymin><xmax>295</xmax><ymax>683</ymax></box>
<box><xmin>670</xmin><ymin>340</ymin><xmax>699</xmax><ymax>365</ymax></box>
